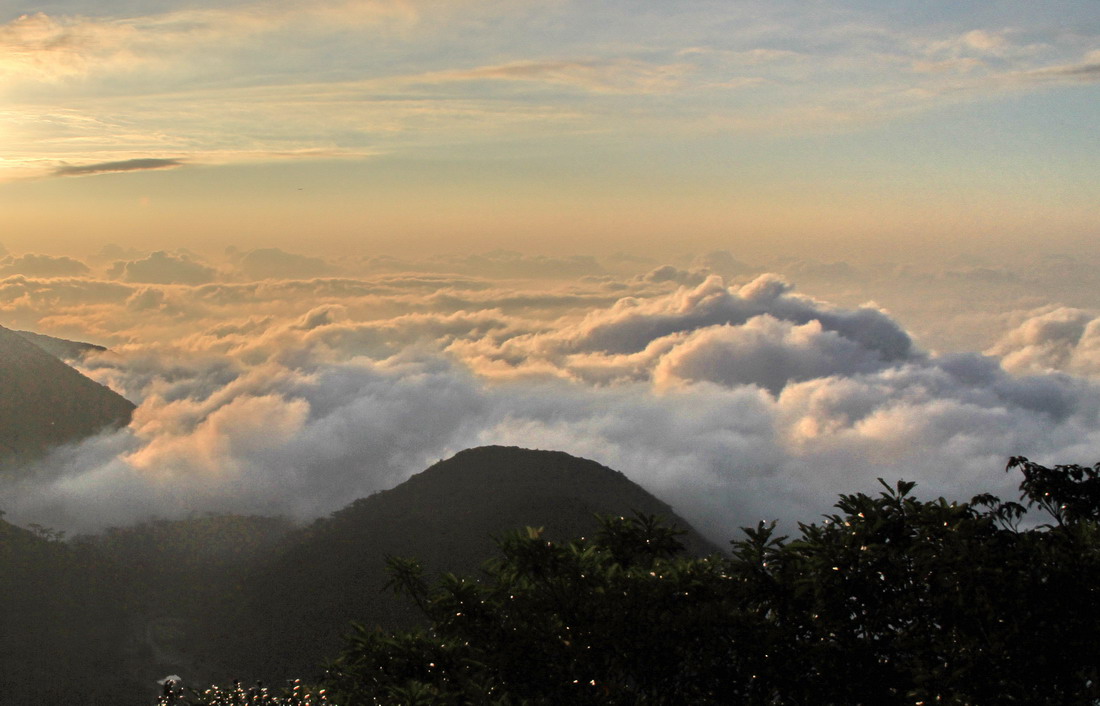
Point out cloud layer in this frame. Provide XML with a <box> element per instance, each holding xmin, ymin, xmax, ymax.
<box><xmin>5</xmin><ymin>250</ymin><xmax>1100</xmax><ymax>544</ymax></box>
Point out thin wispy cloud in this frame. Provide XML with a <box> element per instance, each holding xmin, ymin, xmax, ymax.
<box><xmin>0</xmin><ymin>2</ymin><xmax>422</xmax><ymax>81</ymax></box>
<box><xmin>410</xmin><ymin>58</ymin><xmax>694</xmax><ymax>94</ymax></box>
<box><xmin>1017</xmin><ymin>55</ymin><xmax>1100</xmax><ymax>84</ymax></box>
<box><xmin>2</xmin><ymin>1</ymin><xmax>1096</xmax><ymax>182</ymax></box>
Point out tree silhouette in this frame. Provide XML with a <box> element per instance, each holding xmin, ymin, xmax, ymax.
<box><xmin>322</xmin><ymin>460</ymin><xmax>1100</xmax><ymax>705</ymax></box>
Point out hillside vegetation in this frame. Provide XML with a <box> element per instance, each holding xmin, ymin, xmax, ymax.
<box><xmin>160</xmin><ymin>456</ymin><xmax>1100</xmax><ymax>706</ymax></box>
<box><xmin>0</xmin><ymin>446</ymin><xmax>714</xmax><ymax>704</ymax></box>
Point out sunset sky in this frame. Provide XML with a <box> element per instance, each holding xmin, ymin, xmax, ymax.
<box><xmin>3</xmin><ymin>1</ymin><xmax>1100</xmax><ymax>541</ymax></box>
<box><xmin>2</xmin><ymin>0</ymin><xmax>1097</xmax><ymax>259</ymax></box>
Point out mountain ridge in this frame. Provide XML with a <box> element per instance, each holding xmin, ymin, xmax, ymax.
<box><xmin>210</xmin><ymin>445</ymin><xmax>720</xmax><ymax>683</ymax></box>
<box><xmin>0</xmin><ymin>324</ymin><xmax>134</xmax><ymax>464</ymax></box>
<box><xmin>2</xmin><ymin>445</ymin><xmax>720</xmax><ymax>703</ymax></box>
<box><xmin>14</xmin><ymin>328</ymin><xmax>106</xmax><ymax>361</ymax></box>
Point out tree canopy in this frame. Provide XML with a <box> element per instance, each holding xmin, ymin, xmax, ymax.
<box><xmin>162</xmin><ymin>457</ymin><xmax>1100</xmax><ymax>705</ymax></box>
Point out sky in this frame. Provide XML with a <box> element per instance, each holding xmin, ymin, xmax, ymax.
<box><xmin>1</xmin><ymin>0</ymin><xmax>1098</xmax><ymax>258</ymax></box>
<box><xmin>2</xmin><ymin>1</ymin><xmax>1100</xmax><ymax>542</ymax></box>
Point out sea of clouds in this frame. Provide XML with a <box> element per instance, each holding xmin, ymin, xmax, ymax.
<box><xmin>4</xmin><ymin>246</ymin><xmax>1100</xmax><ymax>543</ymax></box>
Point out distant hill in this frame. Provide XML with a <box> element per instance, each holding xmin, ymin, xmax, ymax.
<box><xmin>0</xmin><ymin>446</ymin><xmax>720</xmax><ymax>703</ymax></box>
<box><xmin>213</xmin><ymin>445</ymin><xmax>719</xmax><ymax>682</ymax></box>
<box><xmin>0</xmin><ymin>325</ymin><xmax>134</xmax><ymax>464</ymax></box>
<box><xmin>14</xmin><ymin>329</ymin><xmax>106</xmax><ymax>361</ymax></box>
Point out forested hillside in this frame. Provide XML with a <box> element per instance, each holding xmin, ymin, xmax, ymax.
<box><xmin>0</xmin><ymin>446</ymin><xmax>714</xmax><ymax>704</ymax></box>
<box><xmin>162</xmin><ymin>456</ymin><xmax>1100</xmax><ymax>706</ymax></box>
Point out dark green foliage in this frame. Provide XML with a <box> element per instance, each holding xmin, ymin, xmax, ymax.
<box><xmin>1008</xmin><ymin>455</ymin><xmax>1100</xmax><ymax>524</ymax></box>
<box><xmin>738</xmin><ymin>477</ymin><xmax>1100</xmax><ymax>704</ymax></box>
<box><xmin>327</xmin><ymin>514</ymin><xmax>744</xmax><ymax>705</ymax></box>
<box><xmin>325</xmin><ymin>460</ymin><xmax>1100</xmax><ymax>705</ymax></box>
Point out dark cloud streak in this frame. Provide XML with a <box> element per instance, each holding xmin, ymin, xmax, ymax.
<box><xmin>1019</xmin><ymin>61</ymin><xmax>1100</xmax><ymax>85</ymax></box>
<box><xmin>53</xmin><ymin>158</ymin><xmax>185</xmax><ymax>177</ymax></box>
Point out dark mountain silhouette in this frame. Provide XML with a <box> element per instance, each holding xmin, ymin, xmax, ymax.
<box><xmin>0</xmin><ymin>324</ymin><xmax>134</xmax><ymax>464</ymax></box>
<box><xmin>212</xmin><ymin>445</ymin><xmax>719</xmax><ymax>683</ymax></box>
<box><xmin>0</xmin><ymin>446</ymin><xmax>719</xmax><ymax>704</ymax></box>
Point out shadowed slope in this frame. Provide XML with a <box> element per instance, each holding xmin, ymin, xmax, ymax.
<box><xmin>215</xmin><ymin>445</ymin><xmax>719</xmax><ymax>682</ymax></box>
<box><xmin>0</xmin><ymin>325</ymin><xmax>134</xmax><ymax>463</ymax></box>
<box><xmin>0</xmin><ymin>515</ymin><xmax>136</xmax><ymax>706</ymax></box>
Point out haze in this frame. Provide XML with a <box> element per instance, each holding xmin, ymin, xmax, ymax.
<box><xmin>1</xmin><ymin>0</ymin><xmax>1099</xmax><ymax>542</ymax></box>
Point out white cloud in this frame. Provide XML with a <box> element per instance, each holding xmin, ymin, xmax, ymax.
<box><xmin>6</xmin><ymin>265</ymin><xmax>1100</xmax><ymax>546</ymax></box>
<box><xmin>652</xmin><ymin>316</ymin><xmax>894</xmax><ymax>393</ymax></box>
<box><xmin>452</xmin><ymin>274</ymin><xmax>917</xmax><ymax>385</ymax></box>
<box><xmin>988</xmin><ymin>307</ymin><xmax>1100</xmax><ymax>377</ymax></box>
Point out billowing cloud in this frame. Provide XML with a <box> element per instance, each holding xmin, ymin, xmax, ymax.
<box><xmin>0</xmin><ymin>253</ymin><xmax>89</xmax><ymax>277</ymax></box>
<box><xmin>640</xmin><ymin>265</ymin><xmax>709</xmax><ymax>286</ymax></box>
<box><xmin>0</xmin><ymin>275</ymin><xmax>134</xmax><ymax>337</ymax></box>
<box><xmin>5</xmin><ymin>264</ymin><xmax>1100</xmax><ymax>548</ymax></box>
<box><xmin>651</xmin><ymin>316</ymin><xmax>895</xmax><ymax>393</ymax></box>
<box><xmin>107</xmin><ymin>251</ymin><xmax>219</xmax><ymax>285</ymax></box>
<box><xmin>563</xmin><ymin>275</ymin><xmax>913</xmax><ymax>362</ymax></box>
<box><xmin>7</xmin><ymin>355</ymin><xmax>488</xmax><ymax>529</ymax></box>
<box><xmin>988</xmin><ymin>307</ymin><xmax>1100</xmax><ymax>377</ymax></box>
